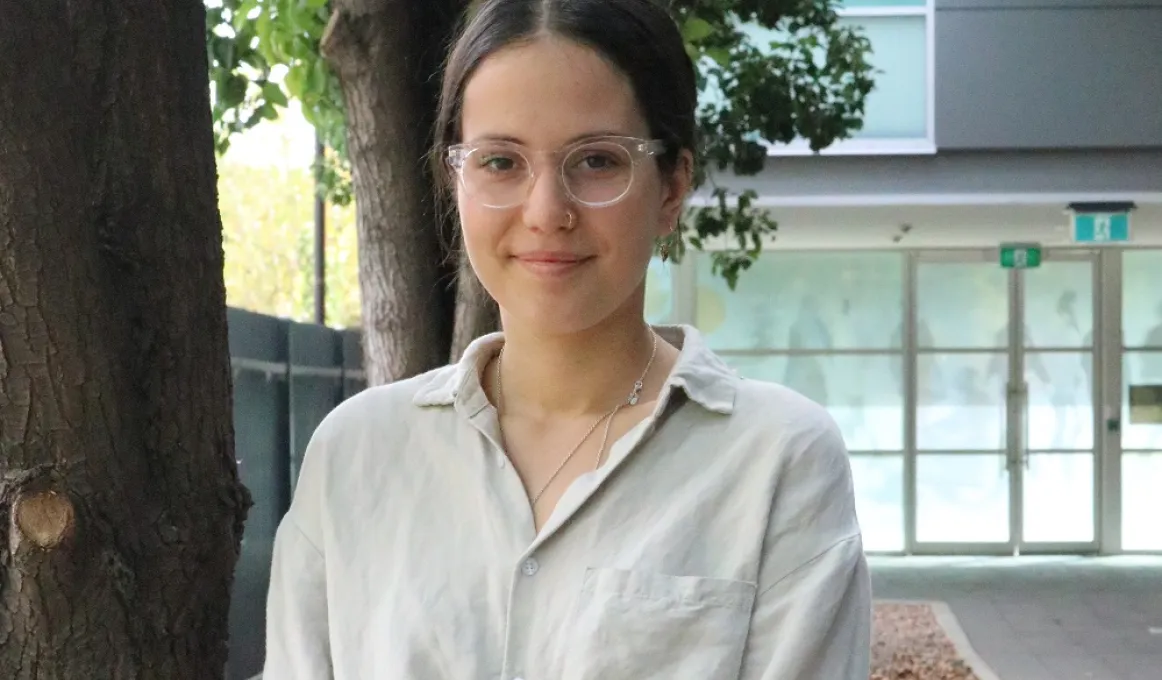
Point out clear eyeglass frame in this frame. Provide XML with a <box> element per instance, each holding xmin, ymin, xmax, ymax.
<box><xmin>445</xmin><ymin>135</ymin><xmax>667</xmax><ymax>209</ymax></box>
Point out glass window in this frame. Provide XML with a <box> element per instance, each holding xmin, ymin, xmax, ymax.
<box><xmin>724</xmin><ymin>354</ymin><xmax>903</xmax><ymax>451</ymax></box>
<box><xmin>836</xmin><ymin>16</ymin><xmax>928</xmax><ymax>139</ymax></box>
<box><xmin>1024</xmin><ymin>261</ymin><xmax>1093</xmax><ymax>349</ymax></box>
<box><xmin>695</xmin><ymin>252</ymin><xmax>903</xmax><ymax>351</ymax></box>
<box><xmin>644</xmin><ymin>257</ymin><xmax>674</xmax><ymax>325</ymax></box>
<box><xmin>916</xmin><ymin>262</ymin><xmax>1008</xmax><ymax>349</ymax></box>
<box><xmin>1124</xmin><ymin>250</ymin><xmax>1162</xmax><ymax>349</ymax></box>
<box><xmin>849</xmin><ymin>454</ymin><xmax>905</xmax><ymax>552</ymax></box>
<box><xmin>916</xmin><ymin>454</ymin><xmax>1010</xmax><ymax>543</ymax></box>
<box><xmin>1023</xmin><ymin>453</ymin><xmax>1094</xmax><ymax>543</ymax></box>
<box><xmin>1123</xmin><ymin>352</ymin><xmax>1162</xmax><ymax>451</ymax></box>
<box><xmin>916</xmin><ymin>352</ymin><xmax>1007</xmax><ymax>451</ymax></box>
<box><xmin>1025</xmin><ymin>352</ymin><xmax>1094</xmax><ymax>451</ymax></box>
<box><xmin>735</xmin><ymin>13</ymin><xmax>928</xmax><ymax>142</ymax></box>
<box><xmin>1123</xmin><ymin>453</ymin><xmax>1162</xmax><ymax>551</ymax></box>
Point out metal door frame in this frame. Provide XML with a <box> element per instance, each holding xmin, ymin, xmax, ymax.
<box><xmin>906</xmin><ymin>248</ymin><xmax>1102</xmax><ymax>555</ymax></box>
<box><xmin>1013</xmin><ymin>248</ymin><xmax>1102</xmax><ymax>554</ymax></box>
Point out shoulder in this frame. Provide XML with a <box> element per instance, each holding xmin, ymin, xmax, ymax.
<box><xmin>307</xmin><ymin>363</ymin><xmax>458</xmax><ymax>452</ymax></box>
<box><xmin>723</xmin><ymin>377</ymin><xmax>861</xmax><ymax>580</ymax></box>
<box><xmin>729</xmin><ymin>376</ymin><xmax>845</xmax><ymax>460</ymax></box>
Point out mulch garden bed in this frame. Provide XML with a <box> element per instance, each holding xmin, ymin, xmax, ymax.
<box><xmin>871</xmin><ymin>601</ymin><xmax>986</xmax><ymax>680</ymax></box>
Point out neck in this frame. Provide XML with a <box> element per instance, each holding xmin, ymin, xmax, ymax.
<box><xmin>493</xmin><ymin>312</ymin><xmax>660</xmax><ymax>419</ymax></box>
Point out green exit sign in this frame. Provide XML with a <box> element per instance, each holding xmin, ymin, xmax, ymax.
<box><xmin>1000</xmin><ymin>244</ymin><xmax>1042</xmax><ymax>269</ymax></box>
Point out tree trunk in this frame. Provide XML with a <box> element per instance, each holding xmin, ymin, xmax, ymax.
<box><xmin>0</xmin><ymin>2</ymin><xmax>251</xmax><ymax>678</ymax></box>
<box><xmin>322</xmin><ymin>0</ymin><xmax>464</xmax><ymax>386</ymax></box>
<box><xmin>450</xmin><ymin>248</ymin><xmax>500</xmax><ymax>362</ymax></box>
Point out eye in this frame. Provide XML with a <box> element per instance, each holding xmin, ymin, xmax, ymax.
<box><xmin>582</xmin><ymin>153</ymin><xmax>618</xmax><ymax>169</ymax></box>
<box><xmin>571</xmin><ymin>150</ymin><xmax>625</xmax><ymax>173</ymax></box>
<box><xmin>479</xmin><ymin>154</ymin><xmax>516</xmax><ymax>172</ymax></box>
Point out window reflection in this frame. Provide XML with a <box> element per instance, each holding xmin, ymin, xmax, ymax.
<box><xmin>695</xmin><ymin>252</ymin><xmax>903</xmax><ymax>351</ymax></box>
<box><xmin>916</xmin><ymin>353</ymin><xmax>1007</xmax><ymax>451</ymax></box>
<box><xmin>1124</xmin><ymin>251</ymin><xmax>1162</xmax><ymax>349</ymax></box>
<box><xmin>1024</xmin><ymin>263</ymin><xmax>1093</xmax><ymax>348</ymax></box>
<box><xmin>725</xmin><ymin>354</ymin><xmax>904</xmax><ymax>452</ymax></box>
<box><xmin>917</xmin><ymin>263</ymin><xmax>1007</xmax><ymax>349</ymax></box>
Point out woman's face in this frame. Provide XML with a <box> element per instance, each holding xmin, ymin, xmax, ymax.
<box><xmin>456</xmin><ymin>36</ymin><xmax>690</xmax><ymax>335</ymax></box>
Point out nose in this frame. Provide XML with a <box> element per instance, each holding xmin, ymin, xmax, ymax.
<box><xmin>521</xmin><ymin>163</ymin><xmax>575</xmax><ymax>233</ymax></box>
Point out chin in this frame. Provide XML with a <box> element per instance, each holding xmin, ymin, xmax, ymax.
<box><xmin>504</xmin><ymin>299</ymin><xmax>616</xmax><ymax>336</ymax></box>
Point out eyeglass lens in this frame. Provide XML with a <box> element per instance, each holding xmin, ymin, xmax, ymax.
<box><xmin>459</xmin><ymin>140</ymin><xmax>637</xmax><ymax>209</ymax></box>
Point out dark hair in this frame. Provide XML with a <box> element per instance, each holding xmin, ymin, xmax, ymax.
<box><xmin>430</xmin><ymin>0</ymin><xmax>698</xmax><ymax>195</ymax></box>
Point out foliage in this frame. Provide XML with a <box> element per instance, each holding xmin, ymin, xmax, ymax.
<box><xmin>206</xmin><ymin>0</ymin><xmax>874</xmax><ymax>289</ymax></box>
<box><xmin>218</xmin><ymin>159</ymin><xmax>362</xmax><ymax>328</ymax></box>
<box><xmin>206</xmin><ymin>0</ymin><xmax>351</xmax><ymax>205</ymax></box>
<box><xmin>669</xmin><ymin>0</ymin><xmax>875</xmax><ymax>285</ymax></box>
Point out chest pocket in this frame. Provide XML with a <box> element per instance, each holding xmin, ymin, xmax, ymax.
<box><xmin>562</xmin><ymin>567</ymin><xmax>757</xmax><ymax>680</ymax></box>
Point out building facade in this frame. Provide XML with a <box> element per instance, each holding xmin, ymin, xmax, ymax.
<box><xmin>650</xmin><ymin>0</ymin><xmax>1162</xmax><ymax>555</ymax></box>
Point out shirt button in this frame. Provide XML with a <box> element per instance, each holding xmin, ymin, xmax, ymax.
<box><xmin>521</xmin><ymin>558</ymin><xmax>539</xmax><ymax>577</ymax></box>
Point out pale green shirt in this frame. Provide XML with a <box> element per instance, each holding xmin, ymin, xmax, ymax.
<box><xmin>263</xmin><ymin>325</ymin><xmax>871</xmax><ymax>679</ymax></box>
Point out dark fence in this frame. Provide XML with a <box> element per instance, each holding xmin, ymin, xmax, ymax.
<box><xmin>224</xmin><ymin>308</ymin><xmax>365</xmax><ymax>680</ymax></box>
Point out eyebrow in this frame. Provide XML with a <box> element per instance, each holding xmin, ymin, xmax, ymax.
<box><xmin>467</xmin><ymin>130</ymin><xmax>633</xmax><ymax>146</ymax></box>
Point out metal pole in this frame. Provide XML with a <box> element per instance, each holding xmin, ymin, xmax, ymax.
<box><xmin>313</xmin><ymin>134</ymin><xmax>326</xmax><ymax>326</ymax></box>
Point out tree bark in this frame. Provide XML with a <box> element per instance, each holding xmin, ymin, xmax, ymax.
<box><xmin>0</xmin><ymin>2</ymin><xmax>251</xmax><ymax>678</ymax></box>
<box><xmin>322</xmin><ymin>0</ymin><xmax>464</xmax><ymax>385</ymax></box>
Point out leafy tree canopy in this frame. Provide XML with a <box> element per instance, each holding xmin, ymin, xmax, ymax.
<box><xmin>205</xmin><ymin>0</ymin><xmax>874</xmax><ymax>287</ymax></box>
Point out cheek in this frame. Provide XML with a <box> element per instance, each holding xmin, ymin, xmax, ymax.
<box><xmin>458</xmin><ymin>204</ymin><xmax>509</xmax><ymax>279</ymax></box>
<box><xmin>458</xmin><ymin>199</ymin><xmax>496</xmax><ymax>247</ymax></box>
<box><xmin>594</xmin><ymin>204</ymin><xmax>662</xmax><ymax>270</ymax></box>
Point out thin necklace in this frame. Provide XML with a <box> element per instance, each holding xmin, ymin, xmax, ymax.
<box><xmin>495</xmin><ymin>330</ymin><xmax>658</xmax><ymax>506</ymax></box>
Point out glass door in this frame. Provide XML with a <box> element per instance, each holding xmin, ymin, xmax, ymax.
<box><xmin>910</xmin><ymin>249</ymin><xmax>1099</xmax><ymax>554</ymax></box>
<box><xmin>1018</xmin><ymin>252</ymin><xmax>1099</xmax><ymax>551</ymax></box>
<box><xmin>913</xmin><ymin>251</ymin><xmax>1013</xmax><ymax>552</ymax></box>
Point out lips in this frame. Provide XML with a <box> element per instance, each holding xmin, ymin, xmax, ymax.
<box><xmin>512</xmin><ymin>251</ymin><xmax>593</xmax><ymax>276</ymax></box>
<box><xmin>514</xmin><ymin>251</ymin><xmax>589</xmax><ymax>264</ymax></box>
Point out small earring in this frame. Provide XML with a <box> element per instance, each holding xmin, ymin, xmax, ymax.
<box><xmin>660</xmin><ymin>241</ymin><xmax>671</xmax><ymax>262</ymax></box>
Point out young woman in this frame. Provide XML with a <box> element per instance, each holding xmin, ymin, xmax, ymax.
<box><xmin>263</xmin><ymin>0</ymin><xmax>871</xmax><ymax>678</ymax></box>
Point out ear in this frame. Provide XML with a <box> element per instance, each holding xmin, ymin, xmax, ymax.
<box><xmin>656</xmin><ymin>149</ymin><xmax>694</xmax><ymax>238</ymax></box>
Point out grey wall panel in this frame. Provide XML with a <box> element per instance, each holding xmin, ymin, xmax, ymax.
<box><xmin>342</xmin><ymin>329</ymin><xmax>366</xmax><ymax>400</ymax></box>
<box><xmin>228</xmin><ymin>307</ymin><xmax>287</xmax><ymax>363</ymax></box>
<box><xmin>225</xmin><ymin>311</ymin><xmax>361</xmax><ymax>679</ymax></box>
<box><xmin>287</xmin><ymin>322</ymin><xmax>343</xmax><ymax>492</ymax></box>
<box><xmin>227</xmin><ymin>368</ymin><xmax>290</xmax><ymax>680</ymax></box>
<box><xmin>935</xmin><ymin>4</ymin><xmax>1162</xmax><ymax>149</ymax></box>
<box><xmin>707</xmin><ymin>149</ymin><xmax>1162</xmax><ymax>200</ymax></box>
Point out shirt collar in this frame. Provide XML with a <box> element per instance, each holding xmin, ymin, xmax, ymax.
<box><xmin>412</xmin><ymin>324</ymin><xmax>737</xmax><ymax>415</ymax></box>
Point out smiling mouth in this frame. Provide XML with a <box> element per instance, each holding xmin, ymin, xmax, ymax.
<box><xmin>513</xmin><ymin>254</ymin><xmax>594</xmax><ymax>275</ymax></box>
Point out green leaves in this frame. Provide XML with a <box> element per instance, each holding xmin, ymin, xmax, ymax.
<box><xmin>206</xmin><ymin>0</ymin><xmax>351</xmax><ymax>203</ymax></box>
<box><xmin>669</xmin><ymin>0</ymin><xmax>875</xmax><ymax>287</ymax></box>
<box><xmin>207</xmin><ymin>0</ymin><xmax>875</xmax><ymax>291</ymax></box>
<box><xmin>262</xmin><ymin>81</ymin><xmax>288</xmax><ymax>107</ymax></box>
<box><xmin>681</xmin><ymin>16</ymin><xmax>716</xmax><ymax>42</ymax></box>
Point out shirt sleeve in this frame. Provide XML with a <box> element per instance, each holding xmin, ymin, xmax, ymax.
<box><xmin>263</xmin><ymin>515</ymin><xmax>333</xmax><ymax>679</ymax></box>
<box><xmin>263</xmin><ymin>422</ymin><xmax>335</xmax><ymax>679</ymax></box>
<box><xmin>739</xmin><ymin>414</ymin><xmax>873</xmax><ymax>680</ymax></box>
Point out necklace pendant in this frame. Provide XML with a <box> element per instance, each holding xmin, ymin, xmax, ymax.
<box><xmin>628</xmin><ymin>380</ymin><xmax>644</xmax><ymax>405</ymax></box>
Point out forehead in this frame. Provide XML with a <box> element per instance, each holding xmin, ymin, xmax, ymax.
<box><xmin>459</xmin><ymin>36</ymin><xmax>648</xmax><ymax>145</ymax></box>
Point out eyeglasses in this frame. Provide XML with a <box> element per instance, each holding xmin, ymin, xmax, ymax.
<box><xmin>446</xmin><ymin>135</ymin><xmax>666</xmax><ymax>209</ymax></box>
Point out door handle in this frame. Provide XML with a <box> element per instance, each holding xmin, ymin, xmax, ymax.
<box><xmin>1017</xmin><ymin>378</ymin><xmax>1027</xmax><ymax>469</ymax></box>
<box><xmin>1004</xmin><ymin>382</ymin><xmax>1030</xmax><ymax>473</ymax></box>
